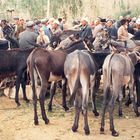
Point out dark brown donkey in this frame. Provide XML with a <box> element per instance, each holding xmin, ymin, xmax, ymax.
<box><xmin>27</xmin><ymin>40</ymin><xmax>88</xmax><ymax>125</ymax></box>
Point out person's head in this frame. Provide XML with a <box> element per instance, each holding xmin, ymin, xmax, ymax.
<box><xmin>119</xmin><ymin>15</ymin><xmax>124</xmax><ymax>20</ymax></box>
<box><xmin>41</xmin><ymin>18</ymin><xmax>48</xmax><ymax>25</ymax></box>
<box><xmin>48</xmin><ymin>18</ymin><xmax>55</xmax><ymax>25</ymax></box>
<box><xmin>80</xmin><ymin>17</ymin><xmax>88</xmax><ymax>26</ymax></box>
<box><xmin>120</xmin><ymin>18</ymin><xmax>128</xmax><ymax>25</ymax></box>
<box><xmin>106</xmin><ymin>20</ymin><xmax>113</xmax><ymax>27</ymax></box>
<box><xmin>52</xmin><ymin>20</ymin><xmax>59</xmax><ymax>29</ymax></box>
<box><xmin>136</xmin><ymin>18</ymin><xmax>140</xmax><ymax>29</ymax></box>
<box><xmin>13</xmin><ymin>17</ymin><xmax>19</xmax><ymax>24</ymax></box>
<box><xmin>94</xmin><ymin>18</ymin><xmax>100</xmax><ymax>26</ymax></box>
<box><xmin>58</xmin><ymin>18</ymin><xmax>62</xmax><ymax>23</ymax></box>
<box><xmin>19</xmin><ymin>19</ymin><xmax>24</xmax><ymax>25</ymax></box>
<box><xmin>26</xmin><ymin>20</ymin><xmax>35</xmax><ymax>30</ymax></box>
<box><xmin>35</xmin><ymin>20</ymin><xmax>41</xmax><ymax>25</ymax></box>
<box><xmin>1</xmin><ymin>19</ymin><xmax>7</xmax><ymax>27</ymax></box>
<box><xmin>39</xmin><ymin>28</ymin><xmax>45</xmax><ymax>36</ymax></box>
<box><xmin>100</xmin><ymin>18</ymin><xmax>106</xmax><ymax>25</ymax></box>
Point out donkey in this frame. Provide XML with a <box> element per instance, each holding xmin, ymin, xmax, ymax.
<box><xmin>27</xmin><ymin>40</ymin><xmax>88</xmax><ymax>125</ymax></box>
<box><xmin>64</xmin><ymin>50</ymin><xmax>97</xmax><ymax>135</ymax></box>
<box><xmin>100</xmin><ymin>52</ymin><xmax>140</xmax><ymax>137</ymax></box>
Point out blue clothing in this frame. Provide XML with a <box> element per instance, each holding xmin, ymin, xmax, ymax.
<box><xmin>42</xmin><ymin>26</ymin><xmax>52</xmax><ymax>40</ymax></box>
<box><xmin>107</xmin><ymin>25</ymin><xmax>118</xmax><ymax>40</ymax></box>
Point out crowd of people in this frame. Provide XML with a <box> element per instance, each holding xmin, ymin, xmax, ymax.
<box><xmin>0</xmin><ymin>15</ymin><xmax>140</xmax><ymax>50</ymax></box>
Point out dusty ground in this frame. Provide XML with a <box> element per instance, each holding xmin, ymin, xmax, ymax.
<box><xmin>0</xmin><ymin>91</ymin><xmax>140</xmax><ymax>140</ymax></box>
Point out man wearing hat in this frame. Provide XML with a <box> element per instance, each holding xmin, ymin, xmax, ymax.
<box><xmin>93</xmin><ymin>18</ymin><xmax>106</xmax><ymax>39</ymax></box>
<box><xmin>19</xmin><ymin>20</ymin><xmax>38</xmax><ymax>49</ymax></box>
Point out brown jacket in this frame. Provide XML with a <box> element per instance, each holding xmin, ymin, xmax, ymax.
<box><xmin>118</xmin><ymin>25</ymin><xmax>129</xmax><ymax>41</ymax></box>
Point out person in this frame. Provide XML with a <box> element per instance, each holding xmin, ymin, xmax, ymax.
<box><xmin>79</xmin><ymin>17</ymin><xmax>93</xmax><ymax>42</ymax></box>
<box><xmin>51</xmin><ymin>20</ymin><xmax>62</xmax><ymax>36</ymax></box>
<box><xmin>106</xmin><ymin>19</ymin><xmax>118</xmax><ymax>40</ymax></box>
<box><xmin>58</xmin><ymin>18</ymin><xmax>63</xmax><ymax>30</ymax></box>
<box><xmin>1</xmin><ymin>19</ymin><xmax>14</xmax><ymax>38</ymax></box>
<box><xmin>118</xmin><ymin>18</ymin><xmax>135</xmax><ymax>48</ymax></box>
<box><xmin>93</xmin><ymin>18</ymin><xmax>106</xmax><ymax>39</ymax></box>
<box><xmin>34</xmin><ymin>20</ymin><xmax>41</xmax><ymax>34</ymax></box>
<box><xmin>19</xmin><ymin>21</ymin><xmax>38</xmax><ymax>49</ymax></box>
<box><xmin>133</xmin><ymin>18</ymin><xmax>140</xmax><ymax>40</ymax></box>
<box><xmin>0</xmin><ymin>21</ymin><xmax>9</xmax><ymax>50</ymax></box>
<box><xmin>117</xmin><ymin>18</ymin><xmax>129</xmax><ymax>41</ymax></box>
<box><xmin>36</xmin><ymin>28</ymin><xmax>50</xmax><ymax>47</ymax></box>
<box><xmin>15</xmin><ymin>18</ymin><xmax>25</xmax><ymax>39</ymax></box>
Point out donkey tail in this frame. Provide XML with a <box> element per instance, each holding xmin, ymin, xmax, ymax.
<box><xmin>69</xmin><ymin>51</ymin><xmax>81</xmax><ymax>104</ymax></box>
<box><xmin>27</xmin><ymin>53</ymin><xmax>37</xmax><ymax>100</ymax></box>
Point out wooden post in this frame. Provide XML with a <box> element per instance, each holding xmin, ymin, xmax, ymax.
<box><xmin>47</xmin><ymin>0</ymin><xmax>50</xmax><ymax>18</ymax></box>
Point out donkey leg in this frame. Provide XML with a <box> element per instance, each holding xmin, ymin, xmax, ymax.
<box><xmin>39</xmin><ymin>84</ymin><xmax>49</xmax><ymax>124</ymax></box>
<box><xmin>72</xmin><ymin>94</ymin><xmax>81</xmax><ymax>132</ymax></box>
<box><xmin>100</xmin><ymin>86</ymin><xmax>110</xmax><ymax>134</ymax></box>
<box><xmin>62</xmin><ymin>79</ymin><xmax>69</xmax><ymax>111</ymax></box>
<box><xmin>135</xmin><ymin>79</ymin><xmax>140</xmax><ymax>107</ymax></box>
<box><xmin>21</xmin><ymin>73</ymin><xmax>30</xmax><ymax>103</ymax></box>
<box><xmin>109</xmin><ymin>94</ymin><xmax>119</xmax><ymax>137</ymax></box>
<box><xmin>129</xmin><ymin>83</ymin><xmax>139</xmax><ymax>116</ymax></box>
<box><xmin>91</xmin><ymin>91</ymin><xmax>99</xmax><ymax>116</ymax></box>
<box><xmin>15</xmin><ymin>71</ymin><xmax>23</xmax><ymax>106</ymax></box>
<box><xmin>118</xmin><ymin>90</ymin><xmax>123</xmax><ymax>117</ymax></box>
<box><xmin>33</xmin><ymin>93</ymin><xmax>38</xmax><ymax>125</ymax></box>
<box><xmin>82</xmin><ymin>86</ymin><xmax>90</xmax><ymax>135</ymax></box>
<box><xmin>125</xmin><ymin>92</ymin><xmax>132</xmax><ymax>107</ymax></box>
<box><xmin>48</xmin><ymin>81</ymin><xmax>56</xmax><ymax>111</ymax></box>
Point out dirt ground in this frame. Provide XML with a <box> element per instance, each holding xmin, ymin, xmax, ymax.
<box><xmin>0</xmin><ymin>91</ymin><xmax>140</xmax><ymax>140</ymax></box>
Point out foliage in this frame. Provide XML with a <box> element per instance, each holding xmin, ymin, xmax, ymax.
<box><xmin>0</xmin><ymin>0</ymin><xmax>140</xmax><ymax>20</ymax></box>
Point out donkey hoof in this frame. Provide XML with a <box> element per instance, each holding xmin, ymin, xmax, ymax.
<box><xmin>64</xmin><ymin>106</ymin><xmax>69</xmax><ymax>111</ymax></box>
<box><xmin>48</xmin><ymin>106</ymin><xmax>52</xmax><ymax>112</ymax></box>
<box><xmin>136</xmin><ymin>112</ymin><xmax>140</xmax><ymax>117</ymax></box>
<box><xmin>72</xmin><ymin>125</ymin><xmax>78</xmax><ymax>132</ymax></box>
<box><xmin>16</xmin><ymin>102</ymin><xmax>21</xmax><ymax>107</ymax></box>
<box><xmin>93</xmin><ymin>110</ymin><xmax>99</xmax><ymax>116</ymax></box>
<box><xmin>34</xmin><ymin>121</ymin><xmax>39</xmax><ymax>125</ymax></box>
<box><xmin>112</xmin><ymin>130</ymin><xmax>119</xmax><ymax>137</ymax></box>
<box><xmin>45</xmin><ymin>119</ymin><xmax>49</xmax><ymax>124</ymax></box>
<box><xmin>119</xmin><ymin>112</ymin><xmax>123</xmax><ymax>117</ymax></box>
<box><xmin>100</xmin><ymin>127</ymin><xmax>104</xmax><ymax>134</ymax></box>
<box><xmin>25</xmin><ymin>99</ymin><xmax>30</xmax><ymax>103</ymax></box>
<box><xmin>136</xmin><ymin>103</ymin><xmax>140</xmax><ymax>107</ymax></box>
<box><xmin>84</xmin><ymin>128</ymin><xmax>90</xmax><ymax>135</ymax></box>
<box><xmin>125</xmin><ymin>101</ymin><xmax>132</xmax><ymax>107</ymax></box>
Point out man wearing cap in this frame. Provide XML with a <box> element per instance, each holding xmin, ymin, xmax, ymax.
<box><xmin>19</xmin><ymin>20</ymin><xmax>38</xmax><ymax>49</ymax></box>
<box><xmin>51</xmin><ymin>20</ymin><xmax>62</xmax><ymax>36</ymax></box>
<box><xmin>79</xmin><ymin>17</ymin><xmax>93</xmax><ymax>42</ymax></box>
<box><xmin>133</xmin><ymin>18</ymin><xmax>140</xmax><ymax>40</ymax></box>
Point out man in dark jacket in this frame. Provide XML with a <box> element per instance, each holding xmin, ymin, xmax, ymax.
<box><xmin>133</xmin><ymin>18</ymin><xmax>140</xmax><ymax>40</ymax></box>
<box><xmin>79</xmin><ymin>17</ymin><xmax>93</xmax><ymax>42</ymax></box>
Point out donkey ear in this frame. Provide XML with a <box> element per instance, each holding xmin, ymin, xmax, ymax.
<box><xmin>135</xmin><ymin>51</ymin><xmax>140</xmax><ymax>57</ymax></box>
<box><xmin>125</xmin><ymin>48</ymin><xmax>129</xmax><ymax>54</ymax></box>
<box><xmin>134</xmin><ymin>51</ymin><xmax>140</xmax><ymax>62</ymax></box>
